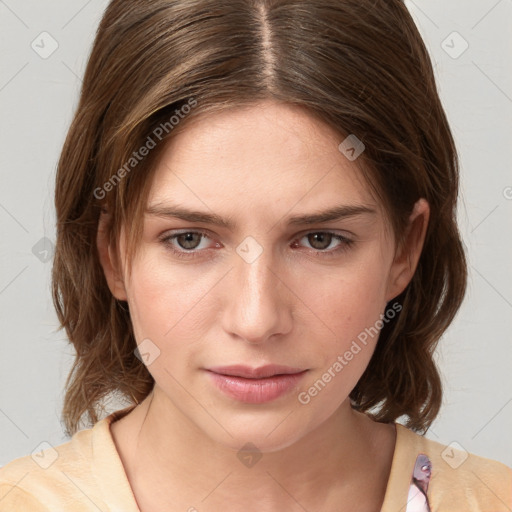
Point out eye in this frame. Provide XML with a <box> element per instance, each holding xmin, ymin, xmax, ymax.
<box><xmin>170</xmin><ymin>232</ymin><xmax>208</xmax><ymax>250</ymax></box>
<box><xmin>159</xmin><ymin>230</ymin><xmax>216</xmax><ymax>259</ymax></box>
<box><xmin>292</xmin><ymin>231</ymin><xmax>354</xmax><ymax>257</ymax></box>
<box><xmin>159</xmin><ymin>229</ymin><xmax>354</xmax><ymax>260</ymax></box>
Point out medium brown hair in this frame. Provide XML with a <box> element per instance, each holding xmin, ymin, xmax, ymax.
<box><xmin>53</xmin><ymin>0</ymin><xmax>467</xmax><ymax>437</ymax></box>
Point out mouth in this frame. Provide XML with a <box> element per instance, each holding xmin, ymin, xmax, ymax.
<box><xmin>206</xmin><ymin>364</ymin><xmax>307</xmax><ymax>379</ymax></box>
<box><xmin>205</xmin><ymin>365</ymin><xmax>308</xmax><ymax>404</ymax></box>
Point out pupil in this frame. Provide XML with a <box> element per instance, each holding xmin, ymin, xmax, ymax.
<box><xmin>309</xmin><ymin>232</ymin><xmax>331</xmax><ymax>250</ymax></box>
<box><xmin>179</xmin><ymin>233</ymin><xmax>199</xmax><ymax>249</ymax></box>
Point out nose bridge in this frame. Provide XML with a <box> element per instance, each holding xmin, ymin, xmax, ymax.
<box><xmin>240</xmin><ymin>248</ymin><xmax>275</xmax><ymax>301</ymax></box>
<box><xmin>236</xmin><ymin>237</ymin><xmax>278</xmax><ymax>313</ymax></box>
<box><xmin>224</xmin><ymin>235</ymin><xmax>291</xmax><ymax>343</ymax></box>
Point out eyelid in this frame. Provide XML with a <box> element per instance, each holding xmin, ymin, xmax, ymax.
<box><xmin>293</xmin><ymin>226</ymin><xmax>355</xmax><ymax>239</ymax></box>
<box><xmin>158</xmin><ymin>229</ymin><xmax>217</xmax><ymax>248</ymax></box>
<box><xmin>159</xmin><ymin>228</ymin><xmax>353</xmax><ymax>243</ymax></box>
<box><xmin>159</xmin><ymin>228</ymin><xmax>355</xmax><ymax>258</ymax></box>
<box><xmin>160</xmin><ymin>227</ymin><xmax>354</xmax><ymax>240</ymax></box>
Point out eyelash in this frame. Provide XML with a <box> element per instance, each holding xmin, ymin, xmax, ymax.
<box><xmin>159</xmin><ymin>230</ymin><xmax>354</xmax><ymax>260</ymax></box>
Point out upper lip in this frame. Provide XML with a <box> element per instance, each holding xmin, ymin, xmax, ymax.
<box><xmin>207</xmin><ymin>365</ymin><xmax>307</xmax><ymax>379</ymax></box>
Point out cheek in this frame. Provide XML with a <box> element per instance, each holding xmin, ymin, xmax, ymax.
<box><xmin>307</xmin><ymin>255</ymin><xmax>391</xmax><ymax>340</ymax></box>
<box><xmin>297</xmin><ymin>271</ymin><xmax>388</xmax><ymax>414</ymax></box>
<box><xmin>298</xmin><ymin>251</ymin><xmax>391</xmax><ymax>397</ymax></box>
<box><xmin>125</xmin><ymin>259</ymin><xmax>220</xmax><ymax>387</ymax></box>
<box><xmin>125</xmin><ymin>255</ymin><xmax>212</xmax><ymax>346</ymax></box>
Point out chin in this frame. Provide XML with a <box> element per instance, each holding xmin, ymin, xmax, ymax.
<box><xmin>195</xmin><ymin>407</ymin><xmax>317</xmax><ymax>455</ymax></box>
<box><xmin>217</xmin><ymin>426</ymin><xmax>305</xmax><ymax>455</ymax></box>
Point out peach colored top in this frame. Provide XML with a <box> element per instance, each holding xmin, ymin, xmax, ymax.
<box><xmin>1</xmin><ymin>405</ymin><xmax>511</xmax><ymax>511</ymax></box>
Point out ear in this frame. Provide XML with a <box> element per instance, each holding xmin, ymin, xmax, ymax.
<box><xmin>96</xmin><ymin>211</ymin><xmax>128</xmax><ymax>301</ymax></box>
<box><xmin>385</xmin><ymin>198</ymin><xmax>430</xmax><ymax>302</ymax></box>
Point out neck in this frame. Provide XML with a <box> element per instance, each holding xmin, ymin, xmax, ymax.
<box><xmin>112</xmin><ymin>388</ymin><xmax>396</xmax><ymax>512</ymax></box>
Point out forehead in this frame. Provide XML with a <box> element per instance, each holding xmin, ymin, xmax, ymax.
<box><xmin>147</xmin><ymin>100</ymin><xmax>379</xmax><ymax>220</ymax></box>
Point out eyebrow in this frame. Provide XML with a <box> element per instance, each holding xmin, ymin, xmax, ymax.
<box><xmin>145</xmin><ymin>203</ymin><xmax>377</xmax><ymax>230</ymax></box>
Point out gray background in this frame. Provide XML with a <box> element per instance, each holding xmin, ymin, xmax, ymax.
<box><xmin>1</xmin><ymin>0</ymin><xmax>511</xmax><ymax>468</ymax></box>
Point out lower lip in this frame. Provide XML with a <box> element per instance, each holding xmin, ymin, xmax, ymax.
<box><xmin>206</xmin><ymin>370</ymin><xmax>307</xmax><ymax>404</ymax></box>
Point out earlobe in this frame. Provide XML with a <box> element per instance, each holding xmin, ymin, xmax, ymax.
<box><xmin>385</xmin><ymin>198</ymin><xmax>430</xmax><ymax>302</ymax></box>
<box><xmin>96</xmin><ymin>212</ymin><xmax>128</xmax><ymax>301</ymax></box>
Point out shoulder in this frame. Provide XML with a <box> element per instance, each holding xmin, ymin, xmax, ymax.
<box><xmin>0</xmin><ymin>483</ymin><xmax>48</xmax><ymax>512</ymax></box>
<box><xmin>0</xmin><ymin>421</ymin><xmax>101</xmax><ymax>512</ymax></box>
<box><xmin>0</xmin><ymin>405</ymin><xmax>138</xmax><ymax>512</ymax></box>
<box><xmin>396</xmin><ymin>424</ymin><xmax>512</xmax><ymax>510</ymax></box>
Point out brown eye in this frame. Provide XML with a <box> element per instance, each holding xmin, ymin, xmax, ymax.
<box><xmin>160</xmin><ymin>230</ymin><xmax>215</xmax><ymax>260</ymax></box>
<box><xmin>292</xmin><ymin>231</ymin><xmax>354</xmax><ymax>257</ymax></box>
<box><xmin>306</xmin><ymin>232</ymin><xmax>334</xmax><ymax>250</ymax></box>
<box><xmin>175</xmin><ymin>232</ymin><xmax>203</xmax><ymax>250</ymax></box>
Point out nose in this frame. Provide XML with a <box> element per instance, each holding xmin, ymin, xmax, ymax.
<box><xmin>222</xmin><ymin>244</ymin><xmax>293</xmax><ymax>345</ymax></box>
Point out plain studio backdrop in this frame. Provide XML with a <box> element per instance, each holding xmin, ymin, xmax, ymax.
<box><xmin>0</xmin><ymin>0</ymin><xmax>511</xmax><ymax>468</ymax></box>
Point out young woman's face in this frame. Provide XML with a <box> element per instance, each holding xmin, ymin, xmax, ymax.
<box><xmin>108</xmin><ymin>99</ymin><xmax>422</xmax><ymax>452</ymax></box>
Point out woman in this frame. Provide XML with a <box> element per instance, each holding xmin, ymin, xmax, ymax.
<box><xmin>0</xmin><ymin>0</ymin><xmax>510</xmax><ymax>511</ymax></box>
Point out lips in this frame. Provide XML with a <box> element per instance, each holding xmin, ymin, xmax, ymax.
<box><xmin>206</xmin><ymin>364</ymin><xmax>307</xmax><ymax>379</ymax></box>
<box><xmin>205</xmin><ymin>365</ymin><xmax>308</xmax><ymax>403</ymax></box>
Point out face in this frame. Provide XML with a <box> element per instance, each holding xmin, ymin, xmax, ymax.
<box><xmin>99</xmin><ymin>99</ymin><xmax>426</xmax><ymax>452</ymax></box>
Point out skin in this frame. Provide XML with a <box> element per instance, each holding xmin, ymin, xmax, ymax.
<box><xmin>97</xmin><ymin>99</ymin><xmax>429</xmax><ymax>512</ymax></box>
